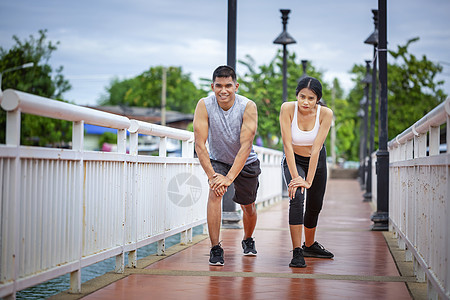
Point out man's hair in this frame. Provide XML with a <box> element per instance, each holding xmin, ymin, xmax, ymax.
<box><xmin>212</xmin><ymin>65</ymin><xmax>236</xmax><ymax>82</ymax></box>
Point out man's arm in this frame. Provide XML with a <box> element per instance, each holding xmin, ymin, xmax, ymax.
<box><xmin>210</xmin><ymin>101</ymin><xmax>258</xmax><ymax>190</ymax></box>
<box><xmin>193</xmin><ymin>99</ymin><xmax>226</xmax><ymax>196</ymax></box>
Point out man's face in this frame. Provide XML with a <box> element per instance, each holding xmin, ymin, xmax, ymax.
<box><xmin>211</xmin><ymin>76</ymin><xmax>239</xmax><ymax>107</ymax></box>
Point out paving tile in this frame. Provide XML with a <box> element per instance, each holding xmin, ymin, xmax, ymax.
<box><xmin>82</xmin><ymin>179</ymin><xmax>412</xmax><ymax>300</ymax></box>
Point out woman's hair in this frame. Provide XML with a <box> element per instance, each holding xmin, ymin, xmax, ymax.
<box><xmin>295</xmin><ymin>76</ymin><xmax>322</xmax><ymax>101</ymax></box>
<box><xmin>212</xmin><ymin>65</ymin><xmax>237</xmax><ymax>82</ymax></box>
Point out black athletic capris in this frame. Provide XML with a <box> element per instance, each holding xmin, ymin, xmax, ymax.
<box><xmin>282</xmin><ymin>146</ymin><xmax>327</xmax><ymax>228</ymax></box>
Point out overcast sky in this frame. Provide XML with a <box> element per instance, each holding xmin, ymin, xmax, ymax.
<box><xmin>1</xmin><ymin>0</ymin><xmax>449</xmax><ymax>106</ymax></box>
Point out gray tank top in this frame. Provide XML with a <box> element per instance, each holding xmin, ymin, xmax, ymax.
<box><xmin>204</xmin><ymin>93</ymin><xmax>257</xmax><ymax>165</ymax></box>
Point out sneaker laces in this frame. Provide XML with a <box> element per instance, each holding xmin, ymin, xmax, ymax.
<box><xmin>314</xmin><ymin>242</ymin><xmax>326</xmax><ymax>250</ymax></box>
<box><xmin>291</xmin><ymin>247</ymin><xmax>303</xmax><ymax>258</ymax></box>
<box><xmin>244</xmin><ymin>237</ymin><xmax>254</xmax><ymax>248</ymax></box>
<box><xmin>211</xmin><ymin>241</ymin><xmax>223</xmax><ymax>255</ymax></box>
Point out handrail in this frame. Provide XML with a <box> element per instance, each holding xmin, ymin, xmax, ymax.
<box><xmin>1</xmin><ymin>89</ymin><xmax>131</xmax><ymax>129</ymax></box>
<box><xmin>383</xmin><ymin>96</ymin><xmax>449</xmax><ymax>299</ymax></box>
<box><xmin>388</xmin><ymin>97</ymin><xmax>450</xmax><ymax>149</ymax></box>
<box><xmin>0</xmin><ymin>89</ymin><xmax>283</xmax><ymax>299</ymax></box>
<box><xmin>129</xmin><ymin>119</ymin><xmax>193</xmax><ymax>141</ymax></box>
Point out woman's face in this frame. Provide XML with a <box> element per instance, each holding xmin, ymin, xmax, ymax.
<box><xmin>296</xmin><ymin>88</ymin><xmax>318</xmax><ymax>111</ymax></box>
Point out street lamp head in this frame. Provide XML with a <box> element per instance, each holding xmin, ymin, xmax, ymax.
<box><xmin>364</xmin><ymin>9</ymin><xmax>379</xmax><ymax>46</ymax></box>
<box><xmin>361</xmin><ymin>73</ymin><xmax>372</xmax><ymax>84</ymax></box>
<box><xmin>364</xmin><ymin>29</ymin><xmax>378</xmax><ymax>46</ymax></box>
<box><xmin>360</xmin><ymin>96</ymin><xmax>368</xmax><ymax>106</ymax></box>
<box><xmin>273</xmin><ymin>9</ymin><xmax>296</xmax><ymax>45</ymax></box>
<box><xmin>21</xmin><ymin>62</ymin><xmax>34</xmax><ymax>69</ymax></box>
<box><xmin>273</xmin><ymin>31</ymin><xmax>297</xmax><ymax>45</ymax></box>
<box><xmin>357</xmin><ymin>108</ymin><xmax>365</xmax><ymax>118</ymax></box>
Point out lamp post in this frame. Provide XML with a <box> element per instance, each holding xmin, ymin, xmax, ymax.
<box><xmin>371</xmin><ymin>0</ymin><xmax>389</xmax><ymax>231</ymax></box>
<box><xmin>364</xmin><ymin>9</ymin><xmax>378</xmax><ymax>203</ymax></box>
<box><xmin>0</xmin><ymin>62</ymin><xmax>34</xmax><ymax>95</ymax></box>
<box><xmin>273</xmin><ymin>9</ymin><xmax>296</xmax><ymax>102</ymax></box>
<box><xmin>360</xmin><ymin>61</ymin><xmax>372</xmax><ymax>190</ymax></box>
<box><xmin>357</xmin><ymin>105</ymin><xmax>365</xmax><ymax>183</ymax></box>
<box><xmin>227</xmin><ymin>0</ymin><xmax>237</xmax><ymax>71</ymax></box>
<box><xmin>222</xmin><ymin>0</ymin><xmax>240</xmax><ymax>229</ymax></box>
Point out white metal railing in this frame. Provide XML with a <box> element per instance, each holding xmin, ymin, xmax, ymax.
<box><xmin>0</xmin><ymin>89</ymin><xmax>283</xmax><ymax>298</ymax></box>
<box><xmin>379</xmin><ymin>96</ymin><xmax>449</xmax><ymax>299</ymax></box>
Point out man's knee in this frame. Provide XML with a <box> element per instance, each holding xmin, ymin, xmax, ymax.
<box><xmin>208</xmin><ymin>190</ymin><xmax>222</xmax><ymax>204</ymax></box>
<box><xmin>241</xmin><ymin>202</ymin><xmax>256</xmax><ymax>216</ymax></box>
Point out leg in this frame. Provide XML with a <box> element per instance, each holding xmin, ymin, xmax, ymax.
<box><xmin>241</xmin><ymin>202</ymin><xmax>257</xmax><ymax>239</ymax></box>
<box><xmin>303</xmin><ymin>148</ymin><xmax>327</xmax><ymax>243</ymax></box>
<box><xmin>207</xmin><ymin>189</ymin><xmax>222</xmax><ymax>246</ymax></box>
<box><xmin>283</xmin><ymin>157</ymin><xmax>307</xmax><ymax>250</ymax></box>
<box><xmin>304</xmin><ymin>226</ymin><xmax>316</xmax><ymax>247</ymax></box>
<box><xmin>289</xmin><ymin>224</ymin><xmax>303</xmax><ymax>249</ymax></box>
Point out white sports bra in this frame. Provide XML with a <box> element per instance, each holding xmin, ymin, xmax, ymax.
<box><xmin>291</xmin><ymin>102</ymin><xmax>321</xmax><ymax>146</ymax></box>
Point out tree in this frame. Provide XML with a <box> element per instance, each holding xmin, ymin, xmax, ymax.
<box><xmin>99</xmin><ymin>66</ymin><xmax>206</xmax><ymax>114</ymax></box>
<box><xmin>0</xmin><ymin>29</ymin><xmax>72</xmax><ymax>146</ymax></box>
<box><xmin>342</xmin><ymin>37</ymin><xmax>447</xmax><ymax>161</ymax></box>
<box><xmin>387</xmin><ymin>37</ymin><xmax>446</xmax><ymax>138</ymax></box>
<box><xmin>237</xmin><ymin>51</ymin><xmax>332</xmax><ymax>151</ymax></box>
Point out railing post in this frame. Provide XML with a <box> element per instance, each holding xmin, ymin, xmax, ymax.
<box><xmin>69</xmin><ymin>120</ymin><xmax>84</xmax><ymax>294</ymax></box>
<box><xmin>181</xmin><ymin>228</ymin><xmax>193</xmax><ymax>245</ymax></box>
<box><xmin>159</xmin><ymin>136</ymin><xmax>167</xmax><ymax>256</ymax></box>
<box><xmin>429</xmin><ymin>126</ymin><xmax>440</xmax><ymax>156</ymax></box>
<box><xmin>127</xmin><ymin>131</ymin><xmax>138</xmax><ymax>268</ymax></box>
<box><xmin>115</xmin><ymin>129</ymin><xmax>127</xmax><ymax>274</ymax></box>
<box><xmin>4</xmin><ymin>109</ymin><xmax>21</xmax><ymax>299</ymax></box>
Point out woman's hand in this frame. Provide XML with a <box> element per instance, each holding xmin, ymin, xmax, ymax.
<box><xmin>288</xmin><ymin>176</ymin><xmax>311</xmax><ymax>198</ymax></box>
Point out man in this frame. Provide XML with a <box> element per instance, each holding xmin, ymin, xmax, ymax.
<box><xmin>193</xmin><ymin>65</ymin><xmax>260</xmax><ymax>266</ymax></box>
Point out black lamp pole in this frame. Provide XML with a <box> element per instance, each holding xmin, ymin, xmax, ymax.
<box><xmin>273</xmin><ymin>9</ymin><xmax>296</xmax><ymax>102</ymax></box>
<box><xmin>222</xmin><ymin>0</ymin><xmax>240</xmax><ymax>229</ymax></box>
<box><xmin>360</xmin><ymin>61</ymin><xmax>372</xmax><ymax>190</ymax></box>
<box><xmin>364</xmin><ymin>9</ymin><xmax>378</xmax><ymax>202</ymax></box>
<box><xmin>227</xmin><ymin>0</ymin><xmax>237</xmax><ymax>71</ymax></box>
<box><xmin>372</xmin><ymin>0</ymin><xmax>389</xmax><ymax>231</ymax></box>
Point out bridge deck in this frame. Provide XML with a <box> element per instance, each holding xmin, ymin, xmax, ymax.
<box><xmin>54</xmin><ymin>179</ymin><xmax>422</xmax><ymax>299</ymax></box>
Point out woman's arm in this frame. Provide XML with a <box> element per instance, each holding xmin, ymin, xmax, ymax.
<box><xmin>280</xmin><ymin>102</ymin><xmax>309</xmax><ymax>198</ymax></box>
<box><xmin>304</xmin><ymin>106</ymin><xmax>333</xmax><ymax>186</ymax></box>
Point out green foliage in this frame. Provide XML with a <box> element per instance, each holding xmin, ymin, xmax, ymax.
<box><xmin>387</xmin><ymin>37</ymin><xmax>446</xmax><ymax>138</ymax></box>
<box><xmin>0</xmin><ymin>29</ymin><xmax>72</xmax><ymax>146</ymax></box>
<box><xmin>99</xmin><ymin>66</ymin><xmax>206</xmax><ymax>114</ymax></box>
<box><xmin>98</xmin><ymin>132</ymin><xmax>117</xmax><ymax>149</ymax></box>
<box><xmin>345</xmin><ymin>37</ymin><xmax>447</xmax><ymax>160</ymax></box>
<box><xmin>237</xmin><ymin>51</ymin><xmax>330</xmax><ymax>150</ymax></box>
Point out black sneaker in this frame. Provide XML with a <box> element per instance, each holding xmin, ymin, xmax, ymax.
<box><xmin>242</xmin><ymin>237</ymin><xmax>257</xmax><ymax>256</ymax></box>
<box><xmin>289</xmin><ymin>247</ymin><xmax>306</xmax><ymax>268</ymax></box>
<box><xmin>209</xmin><ymin>244</ymin><xmax>224</xmax><ymax>266</ymax></box>
<box><xmin>302</xmin><ymin>241</ymin><xmax>334</xmax><ymax>258</ymax></box>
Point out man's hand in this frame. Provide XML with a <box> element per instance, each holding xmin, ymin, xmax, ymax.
<box><xmin>208</xmin><ymin>173</ymin><xmax>232</xmax><ymax>197</ymax></box>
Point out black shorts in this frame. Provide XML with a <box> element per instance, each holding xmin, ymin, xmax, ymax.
<box><xmin>210</xmin><ymin>159</ymin><xmax>261</xmax><ymax>205</ymax></box>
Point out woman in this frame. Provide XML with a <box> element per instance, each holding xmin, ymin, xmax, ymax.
<box><xmin>279</xmin><ymin>76</ymin><xmax>334</xmax><ymax>268</ymax></box>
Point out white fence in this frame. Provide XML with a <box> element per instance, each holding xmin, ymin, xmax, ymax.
<box><xmin>0</xmin><ymin>89</ymin><xmax>283</xmax><ymax>299</ymax></box>
<box><xmin>380</xmin><ymin>96</ymin><xmax>449</xmax><ymax>299</ymax></box>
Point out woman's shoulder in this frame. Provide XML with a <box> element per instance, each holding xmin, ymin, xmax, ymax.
<box><xmin>319</xmin><ymin>105</ymin><xmax>333</xmax><ymax>120</ymax></box>
<box><xmin>281</xmin><ymin>100</ymin><xmax>296</xmax><ymax>111</ymax></box>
